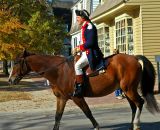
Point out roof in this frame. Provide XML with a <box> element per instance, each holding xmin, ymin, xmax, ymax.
<box><xmin>52</xmin><ymin>1</ymin><xmax>74</xmax><ymax>9</ymax></box>
<box><xmin>70</xmin><ymin>0</ymin><xmax>81</xmax><ymax>9</ymax></box>
<box><xmin>90</xmin><ymin>0</ymin><xmax>125</xmax><ymax>19</ymax></box>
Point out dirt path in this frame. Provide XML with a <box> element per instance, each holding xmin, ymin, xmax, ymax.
<box><xmin>0</xmin><ymin>74</ymin><xmax>129</xmax><ymax>112</ymax></box>
<box><xmin>0</xmin><ymin>73</ymin><xmax>159</xmax><ymax>113</ymax></box>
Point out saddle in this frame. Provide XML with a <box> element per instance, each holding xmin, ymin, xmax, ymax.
<box><xmin>84</xmin><ymin>65</ymin><xmax>106</xmax><ymax>77</ymax></box>
<box><xmin>74</xmin><ymin>55</ymin><xmax>112</xmax><ymax>77</ymax></box>
<box><xmin>83</xmin><ymin>57</ymin><xmax>109</xmax><ymax>77</ymax></box>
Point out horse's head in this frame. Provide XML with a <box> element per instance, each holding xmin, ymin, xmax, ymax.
<box><xmin>8</xmin><ymin>50</ymin><xmax>32</xmax><ymax>85</ymax></box>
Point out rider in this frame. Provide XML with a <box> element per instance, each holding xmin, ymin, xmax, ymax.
<box><xmin>72</xmin><ymin>9</ymin><xmax>105</xmax><ymax>97</ymax></box>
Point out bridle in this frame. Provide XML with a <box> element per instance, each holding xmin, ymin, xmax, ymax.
<box><xmin>55</xmin><ymin>55</ymin><xmax>74</xmax><ymax>67</ymax></box>
<box><xmin>8</xmin><ymin>58</ymin><xmax>31</xmax><ymax>84</ymax></box>
<box><xmin>38</xmin><ymin>55</ymin><xmax>75</xmax><ymax>75</ymax></box>
<box><xmin>15</xmin><ymin>58</ymin><xmax>31</xmax><ymax>77</ymax></box>
<box><xmin>16</xmin><ymin>55</ymin><xmax>75</xmax><ymax>76</ymax></box>
<box><xmin>8</xmin><ymin>54</ymin><xmax>75</xmax><ymax>85</ymax></box>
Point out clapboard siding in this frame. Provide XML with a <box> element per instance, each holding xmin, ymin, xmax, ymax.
<box><xmin>127</xmin><ymin>0</ymin><xmax>160</xmax><ymax>89</ymax></box>
<box><xmin>133</xmin><ymin>12</ymin><xmax>142</xmax><ymax>54</ymax></box>
<box><xmin>109</xmin><ymin>24</ymin><xmax>115</xmax><ymax>54</ymax></box>
<box><xmin>92</xmin><ymin>0</ymin><xmax>160</xmax><ymax>90</ymax></box>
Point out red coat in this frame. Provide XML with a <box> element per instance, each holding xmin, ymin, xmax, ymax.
<box><xmin>78</xmin><ymin>21</ymin><xmax>104</xmax><ymax>70</ymax></box>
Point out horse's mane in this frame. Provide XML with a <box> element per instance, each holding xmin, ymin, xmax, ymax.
<box><xmin>104</xmin><ymin>54</ymin><xmax>117</xmax><ymax>60</ymax></box>
<box><xmin>30</xmin><ymin>54</ymin><xmax>74</xmax><ymax>67</ymax></box>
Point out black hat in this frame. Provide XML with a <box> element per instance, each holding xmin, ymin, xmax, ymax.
<box><xmin>75</xmin><ymin>9</ymin><xmax>90</xmax><ymax>20</ymax></box>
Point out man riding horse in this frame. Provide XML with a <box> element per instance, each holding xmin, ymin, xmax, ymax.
<box><xmin>72</xmin><ymin>9</ymin><xmax>105</xmax><ymax>97</ymax></box>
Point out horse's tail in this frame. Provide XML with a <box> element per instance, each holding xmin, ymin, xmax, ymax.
<box><xmin>136</xmin><ymin>55</ymin><xmax>160</xmax><ymax>114</ymax></box>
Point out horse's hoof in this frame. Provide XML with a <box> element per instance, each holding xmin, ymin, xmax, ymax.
<box><xmin>53</xmin><ymin>127</ymin><xmax>59</xmax><ymax>130</ymax></box>
<box><xmin>129</xmin><ymin>128</ymin><xmax>140</xmax><ymax>130</ymax></box>
<box><xmin>128</xmin><ymin>127</ymin><xmax>133</xmax><ymax>130</ymax></box>
<box><xmin>94</xmin><ymin>126</ymin><xmax>100</xmax><ymax>130</ymax></box>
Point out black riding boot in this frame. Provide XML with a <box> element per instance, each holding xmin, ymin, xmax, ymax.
<box><xmin>73</xmin><ymin>83</ymin><xmax>83</xmax><ymax>97</ymax></box>
<box><xmin>73</xmin><ymin>75</ymin><xmax>83</xmax><ymax>97</ymax></box>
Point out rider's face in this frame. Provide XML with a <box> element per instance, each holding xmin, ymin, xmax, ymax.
<box><xmin>76</xmin><ymin>16</ymin><xmax>85</xmax><ymax>25</ymax></box>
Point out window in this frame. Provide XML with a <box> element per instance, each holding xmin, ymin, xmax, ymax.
<box><xmin>115</xmin><ymin>14</ymin><xmax>134</xmax><ymax>55</ymax></box>
<box><xmin>97</xmin><ymin>23</ymin><xmax>110</xmax><ymax>57</ymax></box>
<box><xmin>74</xmin><ymin>37</ymin><xmax>77</xmax><ymax>48</ymax></box>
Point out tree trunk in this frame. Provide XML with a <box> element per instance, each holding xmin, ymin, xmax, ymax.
<box><xmin>3</xmin><ymin>59</ymin><xmax>9</xmax><ymax>76</ymax></box>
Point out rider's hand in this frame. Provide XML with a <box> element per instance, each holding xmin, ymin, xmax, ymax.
<box><xmin>72</xmin><ymin>47</ymin><xmax>80</xmax><ymax>55</ymax></box>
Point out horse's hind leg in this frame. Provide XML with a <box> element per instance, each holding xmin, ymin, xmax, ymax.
<box><xmin>126</xmin><ymin>96</ymin><xmax>137</xmax><ymax>130</ymax></box>
<box><xmin>73</xmin><ymin>97</ymin><xmax>99</xmax><ymax>130</ymax></box>
<box><xmin>125</xmin><ymin>92</ymin><xmax>144</xmax><ymax>130</ymax></box>
<box><xmin>53</xmin><ymin>97</ymin><xmax>67</xmax><ymax>130</ymax></box>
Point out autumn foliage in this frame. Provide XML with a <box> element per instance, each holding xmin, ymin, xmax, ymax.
<box><xmin>0</xmin><ymin>10</ymin><xmax>25</xmax><ymax>59</ymax></box>
<box><xmin>0</xmin><ymin>0</ymin><xmax>66</xmax><ymax>60</ymax></box>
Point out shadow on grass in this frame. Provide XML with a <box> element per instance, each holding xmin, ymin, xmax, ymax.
<box><xmin>0</xmin><ymin>73</ymin><xmax>49</xmax><ymax>92</ymax></box>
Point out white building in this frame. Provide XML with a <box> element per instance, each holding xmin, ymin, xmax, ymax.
<box><xmin>70</xmin><ymin>0</ymin><xmax>100</xmax><ymax>50</ymax></box>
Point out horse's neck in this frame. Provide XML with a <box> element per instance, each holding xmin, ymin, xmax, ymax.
<box><xmin>27</xmin><ymin>55</ymin><xmax>58</xmax><ymax>73</ymax></box>
<box><xmin>27</xmin><ymin>55</ymin><xmax>75</xmax><ymax>85</ymax></box>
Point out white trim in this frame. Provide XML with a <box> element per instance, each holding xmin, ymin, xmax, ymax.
<box><xmin>92</xmin><ymin>3</ymin><xmax>126</xmax><ymax>22</ymax></box>
<box><xmin>115</xmin><ymin>13</ymin><xmax>130</xmax><ymax>21</ymax></box>
<box><xmin>70</xmin><ymin>30</ymin><xmax>81</xmax><ymax>36</ymax></box>
<box><xmin>96</xmin><ymin>23</ymin><xmax>108</xmax><ymax>29</ymax></box>
<box><xmin>114</xmin><ymin>25</ymin><xmax>116</xmax><ymax>49</ymax></box>
<box><xmin>115</xmin><ymin>14</ymin><xmax>134</xmax><ymax>54</ymax></box>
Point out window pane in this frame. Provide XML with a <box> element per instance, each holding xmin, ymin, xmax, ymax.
<box><xmin>128</xmin><ymin>27</ymin><xmax>133</xmax><ymax>34</ymax></box>
<box><xmin>127</xmin><ymin>18</ymin><xmax>132</xmax><ymax>26</ymax></box>
<box><xmin>115</xmin><ymin>17</ymin><xmax>134</xmax><ymax>55</ymax></box>
<box><xmin>128</xmin><ymin>35</ymin><xmax>133</xmax><ymax>42</ymax></box>
<box><xmin>121</xmin><ymin>19</ymin><xmax>125</xmax><ymax>27</ymax></box>
<box><xmin>121</xmin><ymin>28</ymin><xmax>125</xmax><ymax>35</ymax></box>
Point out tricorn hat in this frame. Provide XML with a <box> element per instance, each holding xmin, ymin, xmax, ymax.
<box><xmin>75</xmin><ymin>9</ymin><xmax>90</xmax><ymax>20</ymax></box>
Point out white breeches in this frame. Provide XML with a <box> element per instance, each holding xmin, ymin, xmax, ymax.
<box><xmin>75</xmin><ymin>52</ymin><xmax>89</xmax><ymax>75</ymax></box>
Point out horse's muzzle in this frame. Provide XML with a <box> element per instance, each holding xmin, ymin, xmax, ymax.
<box><xmin>8</xmin><ymin>76</ymin><xmax>22</xmax><ymax>85</ymax></box>
<box><xmin>8</xmin><ymin>78</ymin><xmax>14</xmax><ymax>85</ymax></box>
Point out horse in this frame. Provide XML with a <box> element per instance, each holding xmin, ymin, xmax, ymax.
<box><xmin>8</xmin><ymin>50</ymin><xmax>159</xmax><ymax>130</ymax></box>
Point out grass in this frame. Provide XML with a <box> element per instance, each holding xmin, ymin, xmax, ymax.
<box><xmin>0</xmin><ymin>91</ymin><xmax>32</xmax><ymax>102</ymax></box>
<box><xmin>0</xmin><ymin>72</ymin><xmax>33</xmax><ymax>102</ymax></box>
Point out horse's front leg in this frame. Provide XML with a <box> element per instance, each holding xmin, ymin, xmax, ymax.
<box><xmin>53</xmin><ymin>97</ymin><xmax>67</xmax><ymax>130</ymax></box>
<box><xmin>72</xmin><ymin>97</ymin><xmax>99</xmax><ymax>130</ymax></box>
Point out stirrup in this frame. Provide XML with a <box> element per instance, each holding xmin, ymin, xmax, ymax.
<box><xmin>99</xmin><ymin>69</ymin><xmax>105</xmax><ymax>74</ymax></box>
<box><xmin>73</xmin><ymin>91</ymin><xmax>82</xmax><ymax>97</ymax></box>
<box><xmin>73</xmin><ymin>83</ymin><xmax>83</xmax><ymax>97</ymax></box>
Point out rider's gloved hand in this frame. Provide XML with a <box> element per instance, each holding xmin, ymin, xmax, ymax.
<box><xmin>72</xmin><ymin>47</ymin><xmax>80</xmax><ymax>55</ymax></box>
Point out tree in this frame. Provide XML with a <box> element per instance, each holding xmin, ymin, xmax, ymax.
<box><xmin>0</xmin><ymin>0</ymin><xmax>67</xmax><ymax>75</ymax></box>
<box><xmin>0</xmin><ymin>10</ymin><xmax>26</xmax><ymax>75</ymax></box>
<box><xmin>0</xmin><ymin>0</ymin><xmax>66</xmax><ymax>58</ymax></box>
<box><xmin>0</xmin><ymin>10</ymin><xmax>26</xmax><ymax>60</ymax></box>
<box><xmin>26</xmin><ymin>11</ymin><xmax>66</xmax><ymax>54</ymax></box>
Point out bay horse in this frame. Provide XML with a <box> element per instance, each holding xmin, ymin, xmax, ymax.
<box><xmin>8</xmin><ymin>50</ymin><xmax>159</xmax><ymax>130</ymax></box>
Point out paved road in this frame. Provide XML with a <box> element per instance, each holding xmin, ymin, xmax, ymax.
<box><xmin>0</xmin><ymin>104</ymin><xmax>160</xmax><ymax>130</ymax></box>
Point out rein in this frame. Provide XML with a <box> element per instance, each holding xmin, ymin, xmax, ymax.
<box><xmin>55</xmin><ymin>55</ymin><xmax>74</xmax><ymax>67</ymax></box>
<box><xmin>37</xmin><ymin>55</ymin><xmax>74</xmax><ymax>75</ymax></box>
<box><xmin>17</xmin><ymin>55</ymin><xmax>74</xmax><ymax>76</ymax></box>
<box><xmin>19</xmin><ymin>58</ymin><xmax>30</xmax><ymax>77</ymax></box>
